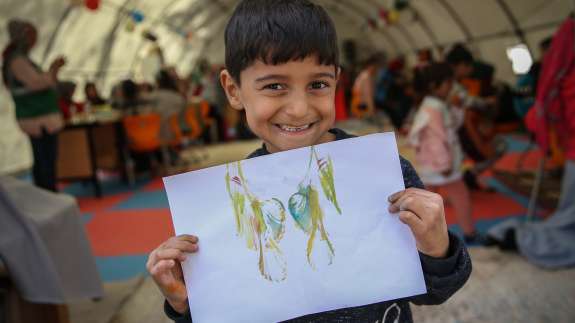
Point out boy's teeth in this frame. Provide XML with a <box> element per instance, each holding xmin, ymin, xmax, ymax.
<box><xmin>279</xmin><ymin>124</ymin><xmax>311</xmax><ymax>132</ymax></box>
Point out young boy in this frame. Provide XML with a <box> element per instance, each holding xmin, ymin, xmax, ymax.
<box><xmin>146</xmin><ymin>1</ymin><xmax>471</xmax><ymax>322</ymax></box>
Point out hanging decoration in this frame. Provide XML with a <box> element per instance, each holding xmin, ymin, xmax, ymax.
<box><xmin>367</xmin><ymin>18</ymin><xmax>377</xmax><ymax>30</ymax></box>
<box><xmin>122</xmin><ymin>8</ymin><xmax>145</xmax><ymax>33</ymax></box>
<box><xmin>143</xmin><ymin>30</ymin><xmax>158</xmax><ymax>42</ymax></box>
<box><xmin>130</xmin><ymin>9</ymin><xmax>145</xmax><ymax>24</ymax></box>
<box><xmin>388</xmin><ymin>9</ymin><xmax>401</xmax><ymax>24</ymax></box>
<box><xmin>379</xmin><ymin>8</ymin><xmax>389</xmax><ymax>23</ymax></box>
<box><xmin>377</xmin><ymin>6</ymin><xmax>402</xmax><ymax>26</ymax></box>
<box><xmin>84</xmin><ymin>0</ymin><xmax>100</xmax><ymax>11</ymax></box>
<box><xmin>394</xmin><ymin>0</ymin><xmax>410</xmax><ymax>11</ymax></box>
<box><xmin>125</xmin><ymin>19</ymin><xmax>135</xmax><ymax>32</ymax></box>
<box><xmin>86</xmin><ymin>0</ymin><xmax>147</xmax><ymax>31</ymax></box>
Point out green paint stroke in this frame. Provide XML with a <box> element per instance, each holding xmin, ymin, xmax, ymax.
<box><xmin>288</xmin><ymin>147</ymin><xmax>341</xmax><ymax>268</ymax></box>
<box><xmin>225</xmin><ymin>146</ymin><xmax>342</xmax><ymax>276</ymax></box>
<box><xmin>225</xmin><ymin>162</ymin><xmax>287</xmax><ymax>282</ymax></box>
<box><xmin>314</xmin><ymin>148</ymin><xmax>342</xmax><ymax>214</ymax></box>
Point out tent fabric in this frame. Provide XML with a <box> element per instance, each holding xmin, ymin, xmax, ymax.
<box><xmin>0</xmin><ymin>0</ymin><xmax>570</xmax><ymax>95</ymax></box>
<box><xmin>488</xmin><ymin>161</ymin><xmax>575</xmax><ymax>269</ymax></box>
<box><xmin>0</xmin><ymin>86</ymin><xmax>32</xmax><ymax>175</ymax></box>
<box><xmin>0</xmin><ymin>0</ymin><xmax>569</xmax><ymax>174</ymax></box>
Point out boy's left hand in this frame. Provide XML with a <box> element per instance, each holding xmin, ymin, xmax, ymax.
<box><xmin>388</xmin><ymin>188</ymin><xmax>449</xmax><ymax>258</ymax></box>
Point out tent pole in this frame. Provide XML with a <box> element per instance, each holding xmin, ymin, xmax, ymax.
<box><xmin>494</xmin><ymin>0</ymin><xmax>532</xmax><ymax>54</ymax></box>
<box><xmin>527</xmin><ymin>157</ymin><xmax>546</xmax><ymax>222</ymax></box>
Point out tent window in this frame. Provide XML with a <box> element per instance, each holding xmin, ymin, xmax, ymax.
<box><xmin>506</xmin><ymin>44</ymin><xmax>533</xmax><ymax>75</ymax></box>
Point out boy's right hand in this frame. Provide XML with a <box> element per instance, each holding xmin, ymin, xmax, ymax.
<box><xmin>146</xmin><ymin>235</ymin><xmax>199</xmax><ymax>314</ymax></box>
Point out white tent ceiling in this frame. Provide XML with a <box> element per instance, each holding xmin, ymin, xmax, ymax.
<box><xmin>0</xmin><ymin>0</ymin><xmax>573</xmax><ymax>95</ymax></box>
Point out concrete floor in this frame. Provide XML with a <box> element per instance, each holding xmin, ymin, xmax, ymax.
<box><xmin>72</xmin><ymin>248</ymin><xmax>575</xmax><ymax>323</ymax></box>
<box><xmin>411</xmin><ymin>248</ymin><xmax>575</xmax><ymax>323</ymax></box>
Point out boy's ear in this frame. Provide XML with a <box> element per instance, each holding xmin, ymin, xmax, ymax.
<box><xmin>220</xmin><ymin>69</ymin><xmax>243</xmax><ymax>111</ymax></box>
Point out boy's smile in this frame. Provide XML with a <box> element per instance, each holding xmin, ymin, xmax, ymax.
<box><xmin>221</xmin><ymin>56</ymin><xmax>338</xmax><ymax>153</ymax></box>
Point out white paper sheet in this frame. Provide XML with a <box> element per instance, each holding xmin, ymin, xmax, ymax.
<box><xmin>163</xmin><ymin>132</ymin><xmax>426</xmax><ymax>323</ymax></box>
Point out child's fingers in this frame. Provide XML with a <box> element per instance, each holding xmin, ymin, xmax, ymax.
<box><xmin>388</xmin><ymin>189</ymin><xmax>442</xmax><ymax>219</ymax></box>
<box><xmin>398</xmin><ymin>210</ymin><xmax>425</xmax><ymax>234</ymax></box>
<box><xmin>149</xmin><ymin>259</ymin><xmax>176</xmax><ymax>276</ymax></box>
<box><xmin>177</xmin><ymin>235</ymin><xmax>199</xmax><ymax>244</ymax></box>
<box><xmin>163</xmin><ymin>239</ymin><xmax>199</xmax><ymax>253</ymax></box>
<box><xmin>147</xmin><ymin>236</ymin><xmax>199</xmax><ymax>272</ymax></box>
<box><xmin>147</xmin><ymin>244</ymin><xmax>197</xmax><ymax>270</ymax></box>
<box><xmin>388</xmin><ymin>188</ymin><xmax>431</xmax><ymax>204</ymax></box>
<box><xmin>155</xmin><ymin>248</ymin><xmax>189</xmax><ymax>262</ymax></box>
<box><xmin>389</xmin><ymin>194</ymin><xmax>424</xmax><ymax>216</ymax></box>
<box><xmin>388</xmin><ymin>190</ymin><xmax>406</xmax><ymax>203</ymax></box>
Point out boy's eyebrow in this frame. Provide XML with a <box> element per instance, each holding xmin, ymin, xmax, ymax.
<box><xmin>255</xmin><ymin>74</ymin><xmax>289</xmax><ymax>83</ymax></box>
<box><xmin>311</xmin><ymin>72</ymin><xmax>336</xmax><ymax>79</ymax></box>
<box><xmin>255</xmin><ymin>72</ymin><xmax>336</xmax><ymax>83</ymax></box>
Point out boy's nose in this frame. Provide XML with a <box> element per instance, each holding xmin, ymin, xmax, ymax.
<box><xmin>284</xmin><ymin>92</ymin><xmax>310</xmax><ymax>119</ymax></box>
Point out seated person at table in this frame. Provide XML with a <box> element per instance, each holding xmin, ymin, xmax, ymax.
<box><xmin>57</xmin><ymin>81</ymin><xmax>84</xmax><ymax>121</ymax></box>
<box><xmin>146</xmin><ymin>1</ymin><xmax>471</xmax><ymax>322</ymax></box>
<box><xmin>148</xmin><ymin>69</ymin><xmax>186</xmax><ymax>145</ymax></box>
<box><xmin>85</xmin><ymin>81</ymin><xmax>107</xmax><ymax>107</ymax></box>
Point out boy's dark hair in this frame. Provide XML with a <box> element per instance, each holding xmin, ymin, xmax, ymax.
<box><xmin>415</xmin><ymin>62</ymin><xmax>453</xmax><ymax>94</ymax></box>
<box><xmin>224</xmin><ymin>0</ymin><xmax>339</xmax><ymax>83</ymax></box>
<box><xmin>445</xmin><ymin>43</ymin><xmax>474</xmax><ymax>65</ymax></box>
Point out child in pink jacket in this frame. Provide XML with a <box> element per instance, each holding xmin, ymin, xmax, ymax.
<box><xmin>409</xmin><ymin>63</ymin><xmax>484</xmax><ymax>244</ymax></box>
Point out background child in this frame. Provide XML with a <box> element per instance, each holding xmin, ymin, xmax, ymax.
<box><xmin>351</xmin><ymin>53</ymin><xmax>385</xmax><ymax>119</ymax></box>
<box><xmin>147</xmin><ymin>1</ymin><xmax>471</xmax><ymax>322</ymax></box>
<box><xmin>408</xmin><ymin>62</ymin><xmax>484</xmax><ymax>244</ymax></box>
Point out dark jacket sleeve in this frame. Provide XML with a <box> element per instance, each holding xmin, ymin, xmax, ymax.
<box><xmin>399</xmin><ymin>156</ymin><xmax>425</xmax><ymax>190</ymax></box>
<box><xmin>410</xmin><ymin>232</ymin><xmax>472</xmax><ymax>305</ymax></box>
<box><xmin>399</xmin><ymin>156</ymin><xmax>472</xmax><ymax>305</ymax></box>
<box><xmin>164</xmin><ymin>300</ymin><xmax>193</xmax><ymax>323</ymax></box>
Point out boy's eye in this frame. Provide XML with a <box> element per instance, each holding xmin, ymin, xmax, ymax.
<box><xmin>310</xmin><ymin>81</ymin><xmax>329</xmax><ymax>90</ymax></box>
<box><xmin>263</xmin><ymin>83</ymin><xmax>285</xmax><ymax>91</ymax></box>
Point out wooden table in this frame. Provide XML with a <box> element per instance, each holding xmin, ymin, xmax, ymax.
<box><xmin>56</xmin><ymin>112</ymin><xmax>129</xmax><ymax>197</ymax></box>
<box><xmin>0</xmin><ymin>268</ymin><xmax>70</xmax><ymax>323</ymax></box>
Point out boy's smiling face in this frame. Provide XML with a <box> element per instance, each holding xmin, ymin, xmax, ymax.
<box><xmin>221</xmin><ymin>56</ymin><xmax>338</xmax><ymax>153</ymax></box>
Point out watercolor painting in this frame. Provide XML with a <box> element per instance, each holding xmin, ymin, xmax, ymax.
<box><xmin>225</xmin><ymin>162</ymin><xmax>288</xmax><ymax>282</ymax></box>
<box><xmin>288</xmin><ymin>147</ymin><xmax>342</xmax><ymax>268</ymax></box>
<box><xmin>225</xmin><ymin>146</ymin><xmax>343</xmax><ymax>279</ymax></box>
<box><xmin>166</xmin><ymin>132</ymin><xmax>427</xmax><ymax>323</ymax></box>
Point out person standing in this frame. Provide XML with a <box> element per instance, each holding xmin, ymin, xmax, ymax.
<box><xmin>351</xmin><ymin>53</ymin><xmax>385</xmax><ymax>119</ymax></box>
<box><xmin>2</xmin><ymin>19</ymin><xmax>66</xmax><ymax>192</ymax></box>
<box><xmin>409</xmin><ymin>63</ymin><xmax>485</xmax><ymax>244</ymax></box>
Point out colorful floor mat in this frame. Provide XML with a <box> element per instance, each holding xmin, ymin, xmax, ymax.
<box><xmin>65</xmin><ymin>134</ymin><xmax>548</xmax><ymax>282</ymax></box>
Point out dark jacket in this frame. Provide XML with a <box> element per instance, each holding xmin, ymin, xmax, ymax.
<box><xmin>165</xmin><ymin>128</ymin><xmax>472</xmax><ymax>323</ymax></box>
